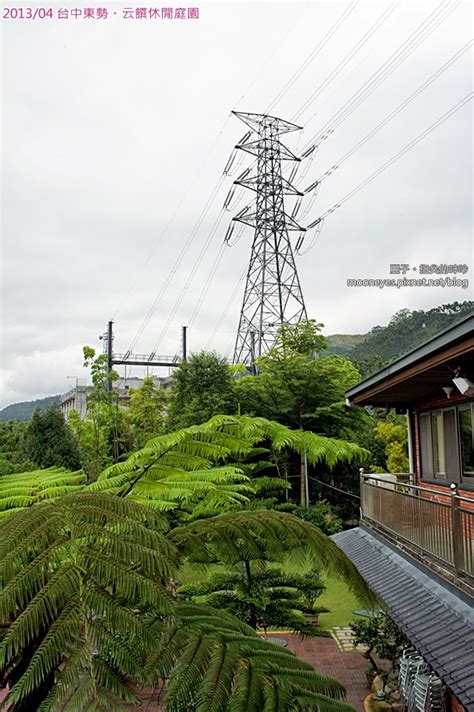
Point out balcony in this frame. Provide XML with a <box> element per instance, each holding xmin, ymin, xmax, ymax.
<box><xmin>359</xmin><ymin>472</ymin><xmax>474</xmax><ymax>596</ymax></box>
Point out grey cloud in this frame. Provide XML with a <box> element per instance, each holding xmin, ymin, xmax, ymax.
<box><xmin>1</xmin><ymin>1</ymin><xmax>472</xmax><ymax>408</ymax></box>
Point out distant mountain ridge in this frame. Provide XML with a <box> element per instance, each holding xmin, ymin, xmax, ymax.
<box><xmin>346</xmin><ymin>301</ymin><xmax>473</xmax><ymax>376</ymax></box>
<box><xmin>1</xmin><ymin>301</ymin><xmax>471</xmax><ymax>421</ymax></box>
<box><xmin>0</xmin><ymin>395</ymin><xmax>60</xmax><ymax>422</ymax></box>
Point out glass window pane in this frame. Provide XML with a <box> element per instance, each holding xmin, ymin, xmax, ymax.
<box><xmin>443</xmin><ymin>409</ymin><xmax>459</xmax><ymax>480</ymax></box>
<box><xmin>432</xmin><ymin>412</ymin><xmax>446</xmax><ymax>478</ymax></box>
<box><xmin>459</xmin><ymin>406</ymin><xmax>474</xmax><ymax>483</ymax></box>
<box><xmin>420</xmin><ymin>413</ymin><xmax>433</xmax><ymax>477</ymax></box>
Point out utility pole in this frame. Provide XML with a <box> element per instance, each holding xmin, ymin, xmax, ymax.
<box><xmin>226</xmin><ymin>111</ymin><xmax>308</xmax><ymax>367</ymax></box>
<box><xmin>107</xmin><ymin>320</ymin><xmax>113</xmax><ymax>392</ymax></box>
<box><xmin>182</xmin><ymin>325</ymin><xmax>187</xmax><ymax>362</ymax></box>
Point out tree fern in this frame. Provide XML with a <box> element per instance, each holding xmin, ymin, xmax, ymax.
<box><xmin>171</xmin><ymin>509</ymin><xmax>376</xmax><ymax>605</ymax></box>
<box><xmin>88</xmin><ymin>415</ymin><xmax>367</xmax><ymax>516</ymax></box>
<box><xmin>0</xmin><ymin>467</ymin><xmax>86</xmax><ymax>518</ymax></box>
<box><xmin>0</xmin><ymin>492</ymin><xmax>176</xmax><ymax>711</ymax></box>
<box><xmin>156</xmin><ymin>603</ymin><xmax>356</xmax><ymax>712</ymax></box>
<box><xmin>178</xmin><ymin>569</ymin><xmax>329</xmax><ymax>635</ymax></box>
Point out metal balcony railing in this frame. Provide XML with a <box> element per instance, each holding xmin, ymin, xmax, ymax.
<box><xmin>360</xmin><ymin>472</ymin><xmax>474</xmax><ymax>581</ymax></box>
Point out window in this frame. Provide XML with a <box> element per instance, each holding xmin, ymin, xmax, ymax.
<box><xmin>459</xmin><ymin>405</ymin><xmax>474</xmax><ymax>484</ymax></box>
<box><xmin>431</xmin><ymin>412</ymin><xmax>445</xmax><ymax>476</ymax></box>
<box><xmin>419</xmin><ymin>406</ymin><xmax>471</xmax><ymax>483</ymax></box>
<box><xmin>420</xmin><ymin>413</ymin><xmax>433</xmax><ymax>476</ymax></box>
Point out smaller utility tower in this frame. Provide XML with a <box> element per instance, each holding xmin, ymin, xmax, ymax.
<box><xmin>101</xmin><ymin>322</ymin><xmax>187</xmax><ymax>389</ymax></box>
<box><xmin>225</xmin><ymin>111</ymin><xmax>308</xmax><ymax>367</ymax></box>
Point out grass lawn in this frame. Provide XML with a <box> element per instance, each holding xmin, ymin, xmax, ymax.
<box><xmin>178</xmin><ymin>561</ymin><xmax>360</xmax><ymax>631</ymax></box>
<box><xmin>317</xmin><ymin>576</ymin><xmax>360</xmax><ymax>630</ymax></box>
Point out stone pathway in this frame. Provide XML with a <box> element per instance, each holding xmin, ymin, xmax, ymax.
<box><xmin>332</xmin><ymin>625</ymin><xmax>369</xmax><ymax>653</ymax></box>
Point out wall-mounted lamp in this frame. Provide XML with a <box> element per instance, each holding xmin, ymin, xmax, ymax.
<box><xmin>452</xmin><ymin>376</ymin><xmax>474</xmax><ymax>396</ymax></box>
<box><xmin>442</xmin><ymin>386</ymin><xmax>454</xmax><ymax>399</ymax></box>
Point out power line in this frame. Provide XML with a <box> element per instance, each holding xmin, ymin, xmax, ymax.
<box><xmin>291</xmin><ymin>1</ymin><xmax>399</xmax><ymax>123</ymax></box>
<box><xmin>188</xmin><ymin>242</ymin><xmax>228</xmax><ymax>329</ymax></box>
<box><xmin>233</xmin><ymin>2</ymin><xmax>313</xmax><ymax>110</ymax></box>
<box><xmin>316</xmin><ymin>39</ymin><xmax>472</xmax><ymax>183</ymax></box>
<box><xmin>110</xmin><ymin>114</ymin><xmax>233</xmax><ymax>323</ymax></box>
<box><xmin>308</xmin><ymin>475</ymin><xmax>361</xmax><ymax>500</ymax></box>
<box><xmin>149</xmin><ymin>208</ymin><xmax>227</xmax><ymax>353</ymax></box>
<box><xmin>266</xmin><ymin>0</ymin><xmax>359</xmax><ymax>114</ymax></box>
<box><xmin>300</xmin><ymin>0</ymin><xmax>461</xmax><ymax>153</ymax></box>
<box><xmin>205</xmin><ymin>267</ymin><xmax>247</xmax><ymax>351</ymax></box>
<box><xmin>317</xmin><ymin>93</ymin><xmax>473</xmax><ymax>223</ymax></box>
<box><xmin>125</xmin><ymin>174</ymin><xmax>227</xmax><ymax>354</ymax></box>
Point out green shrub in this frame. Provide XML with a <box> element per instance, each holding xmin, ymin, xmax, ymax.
<box><xmin>294</xmin><ymin>499</ymin><xmax>343</xmax><ymax>535</ymax></box>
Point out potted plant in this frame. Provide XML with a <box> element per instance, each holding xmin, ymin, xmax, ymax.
<box><xmin>365</xmin><ymin>666</ymin><xmax>377</xmax><ymax>688</ymax></box>
<box><xmin>297</xmin><ymin>568</ymin><xmax>329</xmax><ymax>628</ymax></box>
<box><xmin>351</xmin><ymin>613</ymin><xmax>410</xmax><ymax>684</ymax></box>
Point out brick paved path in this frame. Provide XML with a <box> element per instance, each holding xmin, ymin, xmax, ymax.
<box><xmin>267</xmin><ymin>633</ymin><xmax>369</xmax><ymax>712</ymax></box>
<box><xmin>124</xmin><ymin>633</ymin><xmax>369</xmax><ymax>711</ymax></box>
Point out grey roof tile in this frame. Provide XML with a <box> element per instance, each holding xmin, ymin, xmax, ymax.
<box><xmin>332</xmin><ymin>527</ymin><xmax>474</xmax><ymax>709</ymax></box>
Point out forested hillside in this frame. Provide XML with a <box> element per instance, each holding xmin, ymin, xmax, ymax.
<box><xmin>345</xmin><ymin>301</ymin><xmax>473</xmax><ymax>377</ymax></box>
<box><xmin>326</xmin><ymin>333</ymin><xmax>366</xmax><ymax>355</ymax></box>
<box><xmin>0</xmin><ymin>394</ymin><xmax>60</xmax><ymax>421</ymax></box>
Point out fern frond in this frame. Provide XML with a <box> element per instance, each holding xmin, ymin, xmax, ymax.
<box><xmin>0</xmin><ymin>493</ymin><xmax>177</xmax><ymax>711</ymax></box>
<box><xmin>171</xmin><ymin>510</ymin><xmax>376</xmax><ymax>605</ymax></box>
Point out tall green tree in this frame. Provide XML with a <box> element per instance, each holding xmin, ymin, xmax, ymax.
<box><xmin>0</xmin><ymin>421</ymin><xmax>34</xmax><ymax>475</ymax></box>
<box><xmin>372</xmin><ymin>416</ymin><xmax>409</xmax><ymax>474</ymax></box>
<box><xmin>166</xmin><ymin>351</ymin><xmax>236</xmax><ymax>430</ymax></box>
<box><xmin>128</xmin><ymin>376</ymin><xmax>168</xmax><ymax>447</ymax></box>
<box><xmin>235</xmin><ymin>321</ymin><xmax>365</xmax><ymax>505</ymax></box>
<box><xmin>80</xmin><ymin>347</ymin><xmax>132</xmax><ymax>476</ymax></box>
<box><xmin>21</xmin><ymin>405</ymin><xmax>82</xmax><ymax>471</ymax></box>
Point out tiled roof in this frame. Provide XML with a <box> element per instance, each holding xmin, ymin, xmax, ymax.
<box><xmin>332</xmin><ymin>526</ymin><xmax>474</xmax><ymax>709</ymax></box>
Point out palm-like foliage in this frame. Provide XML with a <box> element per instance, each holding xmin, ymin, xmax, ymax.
<box><xmin>170</xmin><ymin>509</ymin><xmax>375</xmax><ymax>605</ymax></box>
<box><xmin>0</xmin><ymin>467</ymin><xmax>86</xmax><ymax>519</ymax></box>
<box><xmin>178</xmin><ymin>569</ymin><xmax>329</xmax><ymax>635</ymax></box>
<box><xmin>0</xmin><ymin>492</ymin><xmax>176</xmax><ymax>711</ymax></box>
<box><xmin>88</xmin><ymin>415</ymin><xmax>367</xmax><ymax>515</ymax></box>
<box><xmin>149</xmin><ymin>603</ymin><xmax>356</xmax><ymax>712</ymax></box>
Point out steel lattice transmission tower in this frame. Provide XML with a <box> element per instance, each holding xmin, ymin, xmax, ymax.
<box><xmin>227</xmin><ymin>111</ymin><xmax>308</xmax><ymax>367</ymax></box>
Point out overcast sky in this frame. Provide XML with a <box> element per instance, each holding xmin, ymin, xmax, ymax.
<box><xmin>1</xmin><ymin>0</ymin><xmax>473</xmax><ymax>408</ymax></box>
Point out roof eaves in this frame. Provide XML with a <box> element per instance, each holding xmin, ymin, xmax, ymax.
<box><xmin>345</xmin><ymin>314</ymin><xmax>474</xmax><ymax>401</ymax></box>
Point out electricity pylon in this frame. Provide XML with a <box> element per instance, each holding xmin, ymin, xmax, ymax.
<box><xmin>225</xmin><ymin>111</ymin><xmax>308</xmax><ymax>367</ymax></box>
